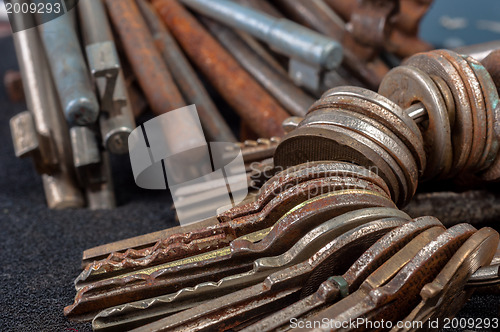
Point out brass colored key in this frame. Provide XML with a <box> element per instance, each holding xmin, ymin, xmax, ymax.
<box><xmin>394</xmin><ymin>227</ymin><xmax>499</xmax><ymax>331</ymax></box>
<box><xmin>242</xmin><ymin>216</ymin><xmax>444</xmax><ymax>332</ymax></box>
<box><xmin>92</xmin><ymin>207</ymin><xmax>410</xmax><ymax>331</ymax></box>
<box><xmin>297</xmin><ymin>224</ymin><xmax>476</xmax><ymax>331</ymax></box>
<box><xmin>65</xmin><ymin>190</ymin><xmax>394</xmax><ymax>318</ymax></box>
<box><xmin>309</xmin><ymin>86</ymin><xmax>423</xmax><ymax>185</ymax></box>
<box><xmin>130</xmin><ymin>218</ymin><xmax>406</xmax><ymax>332</ymax></box>
<box><xmin>316</xmin><ymin>86</ymin><xmax>425</xmax><ymax>173</ymax></box>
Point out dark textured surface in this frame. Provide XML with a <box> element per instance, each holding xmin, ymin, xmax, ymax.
<box><xmin>1</xmin><ymin>28</ymin><xmax>500</xmax><ymax>332</ymax></box>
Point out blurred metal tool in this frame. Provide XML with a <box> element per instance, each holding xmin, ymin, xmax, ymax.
<box><xmin>136</xmin><ymin>0</ymin><xmax>236</xmax><ymax>143</ymax></box>
<box><xmin>10</xmin><ymin>12</ymin><xmax>84</xmax><ymax>209</ymax></box>
<box><xmin>105</xmin><ymin>0</ymin><xmax>212</xmax><ymax>170</ymax></box>
<box><xmin>455</xmin><ymin>40</ymin><xmax>500</xmax><ymax>62</ymax></box>
<box><xmin>481</xmin><ymin>49</ymin><xmax>500</xmax><ymax>96</ymax></box>
<box><xmin>235</xmin><ymin>0</ymin><xmax>284</xmax><ymax>18</ymax></box>
<box><xmin>37</xmin><ymin>5</ymin><xmax>99</xmax><ymax>126</ymax></box>
<box><xmin>36</xmin><ymin>2</ymin><xmax>115</xmax><ymax>209</ymax></box>
<box><xmin>104</xmin><ymin>0</ymin><xmax>185</xmax><ymax>114</ymax></box>
<box><xmin>274</xmin><ymin>0</ymin><xmax>388</xmax><ymax>90</ymax></box>
<box><xmin>200</xmin><ymin>17</ymin><xmax>315</xmax><ymax>117</ymax></box>
<box><xmin>70</xmin><ymin>126</ymin><xmax>116</xmax><ymax>210</ymax></box>
<box><xmin>78</xmin><ymin>0</ymin><xmax>136</xmax><ymax>154</ymax></box>
<box><xmin>324</xmin><ymin>0</ymin><xmax>434</xmax><ymax>58</ymax></box>
<box><xmin>179</xmin><ymin>0</ymin><xmax>343</xmax><ymax>91</ymax></box>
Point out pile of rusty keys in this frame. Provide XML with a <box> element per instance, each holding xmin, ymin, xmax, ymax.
<box><xmin>6</xmin><ymin>0</ymin><xmax>500</xmax><ymax>330</ymax></box>
<box><xmin>63</xmin><ymin>42</ymin><xmax>500</xmax><ymax>329</ymax></box>
<box><xmin>61</xmin><ymin>49</ymin><xmax>500</xmax><ymax>331</ymax></box>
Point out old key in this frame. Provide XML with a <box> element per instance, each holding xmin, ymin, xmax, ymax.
<box><xmin>78</xmin><ymin>162</ymin><xmax>389</xmax><ymax>286</ymax></box>
<box><xmin>65</xmin><ymin>189</ymin><xmax>394</xmax><ymax>317</ymax></box>
<box><xmin>300</xmin><ymin>224</ymin><xmax>477</xmax><ymax>331</ymax></box>
<box><xmin>131</xmin><ymin>218</ymin><xmax>406</xmax><ymax>331</ymax></box>
<box><xmin>242</xmin><ymin>216</ymin><xmax>444</xmax><ymax>332</ymax></box>
<box><xmin>394</xmin><ymin>227</ymin><xmax>499</xmax><ymax>331</ymax></box>
<box><xmin>92</xmin><ymin>207</ymin><xmax>410</xmax><ymax>331</ymax></box>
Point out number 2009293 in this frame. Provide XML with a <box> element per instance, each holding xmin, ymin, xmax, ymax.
<box><xmin>5</xmin><ymin>1</ymin><xmax>62</xmax><ymax>14</ymax></box>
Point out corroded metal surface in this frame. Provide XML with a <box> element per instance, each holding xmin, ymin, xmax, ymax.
<box><xmin>3</xmin><ymin>70</ymin><xmax>24</xmax><ymax>102</ymax></box>
<box><xmin>38</xmin><ymin>10</ymin><xmax>99</xmax><ymax>125</ymax></box>
<box><xmin>396</xmin><ymin>227</ymin><xmax>499</xmax><ymax>331</ymax></box>
<box><xmin>302</xmin><ymin>224</ymin><xmax>476</xmax><ymax>331</ymax></box>
<box><xmin>105</xmin><ymin>0</ymin><xmax>185</xmax><ymax>114</ymax></box>
<box><xmin>136</xmin><ymin>0</ymin><xmax>236</xmax><ymax>143</ymax></box>
<box><xmin>180</xmin><ymin>0</ymin><xmax>343</xmax><ymax>70</ymax></box>
<box><xmin>153</xmin><ymin>0</ymin><xmax>289</xmax><ymax>138</ymax></box>
<box><xmin>241</xmin><ymin>217</ymin><xmax>444</xmax><ymax>332</ymax></box>
<box><xmin>274</xmin><ymin>0</ymin><xmax>389</xmax><ymax>89</ymax></box>
<box><xmin>92</xmin><ymin>207</ymin><xmax>409</xmax><ymax>331</ymax></box>
<box><xmin>201</xmin><ymin>17</ymin><xmax>315</xmax><ymax>117</ymax></box>
<box><xmin>66</xmin><ymin>190</ymin><xmax>394</xmax><ymax>317</ymax></box>
<box><xmin>130</xmin><ymin>219</ymin><xmax>404</xmax><ymax>331</ymax></box>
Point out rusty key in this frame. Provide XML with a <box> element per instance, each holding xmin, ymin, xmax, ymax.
<box><xmin>77</xmin><ymin>162</ymin><xmax>389</xmax><ymax>285</ymax></box>
<box><xmin>65</xmin><ymin>189</ymin><xmax>394</xmax><ymax>317</ymax></box>
<box><xmin>394</xmin><ymin>227</ymin><xmax>499</xmax><ymax>331</ymax></box>
<box><xmin>300</xmin><ymin>224</ymin><xmax>476</xmax><ymax>331</ymax></box>
<box><xmin>92</xmin><ymin>207</ymin><xmax>410</xmax><ymax>331</ymax></box>
<box><xmin>242</xmin><ymin>216</ymin><xmax>445</xmax><ymax>332</ymax></box>
<box><xmin>130</xmin><ymin>218</ymin><xmax>406</xmax><ymax>332</ymax></box>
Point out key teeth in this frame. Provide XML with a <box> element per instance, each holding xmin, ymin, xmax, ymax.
<box><xmin>84</xmin><ymin>226</ymin><xmax>229</xmax><ymax>271</ymax></box>
<box><xmin>73</xmin><ymin>267</ymin><xmax>227</xmax><ymax>313</ymax></box>
<box><xmin>76</xmin><ymin>236</ymin><xmax>230</xmax><ymax>286</ymax></box>
<box><xmin>94</xmin><ymin>278</ymin><xmax>229</xmax><ymax>324</ymax></box>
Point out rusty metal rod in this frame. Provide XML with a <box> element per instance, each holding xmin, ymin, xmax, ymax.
<box><xmin>136</xmin><ymin>0</ymin><xmax>236</xmax><ymax>143</ymax></box>
<box><xmin>153</xmin><ymin>0</ymin><xmax>289</xmax><ymax>138</ymax></box>
<box><xmin>104</xmin><ymin>0</ymin><xmax>185</xmax><ymax>114</ymax></box>
<box><xmin>324</xmin><ymin>0</ymin><xmax>433</xmax><ymax>58</ymax></box>
<box><xmin>236</xmin><ymin>31</ymin><xmax>289</xmax><ymax>78</ymax></box>
<box><xmin>200</xmin><ymin>16</ymin><xmax>314</xmax><ymax>117</ymax></box>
